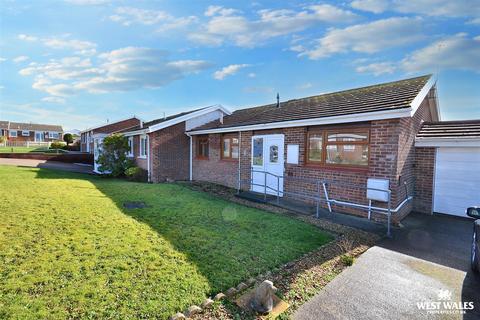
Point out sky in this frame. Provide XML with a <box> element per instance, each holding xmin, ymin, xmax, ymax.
<box><xmin>0</xmin><ymin>0</ymin><xmax>479</xmax><ymax>131</ymax></box>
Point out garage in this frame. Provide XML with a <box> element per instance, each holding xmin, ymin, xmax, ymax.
<box><xmin>415</xmin><ymin>120</ymin><xmax>480</xmax><ymax>217</ymax></box>
<box><xmin>433</xmin><ymin>147</ymin><xmax>480</xmax><ymax>216</ymax></box>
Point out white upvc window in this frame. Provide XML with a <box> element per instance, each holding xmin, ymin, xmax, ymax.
<box><xmin>48</xmin><ymin>132</ymin><xmax>59</xmax><ymax>139</ymax></box>
<box><xmin>139</xmin><ymin>135</ymin><xmax>147</xmax><ymax>158</ymax></box>
<box><xmin>127</xmin><ymin>137</ymin><xmax>134</xmax><ymax>157</ymax></box>
<box><xmin>22</xmin><ymin>130</ymin><xmax>30</xmax><ymax>136</ymax></box>
<box><xmin>9</xmin><ymin>131</ymin><xmax>17</xmax><ymax>137</ymax></box>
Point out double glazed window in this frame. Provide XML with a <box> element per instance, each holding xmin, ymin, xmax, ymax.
<box><xmin>196</xmin><ymin>136</ymin><xmax>209</xmax><ymax>159</ymax></box>
<box><xmin>139</xmin><ymin>135</ymin><xmax>147</xmax><ymax>158</ymax></box>
<box><xmin>127</xmin><ymin>137</ymin><xmax>134</xmax><ymax>157</ymax></box>
<box><xmin>222</xmin><ymin>135</ymin><xmax>239</xmax><ymax>160</ymax></box>
<box><xmin>9</xmin><ymin>131</ymin><xmax>17</xmax><ymax>137</ymax></box>
<box><xmin>307</xmin><ymin>129</ymin><xmax>370</xmax><ymax>167</ymax></box>
<box><xmin>22</xmin><ymin>130</ymin><xmax>30</xmax><ymax>136</ymax></box>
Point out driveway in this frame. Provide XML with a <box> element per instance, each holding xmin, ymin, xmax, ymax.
<box><xmin>293</xmin><ymin>213</ymin><xmax>480</xmax><ymax>320</ymax></box>
<box><xmin>0</xmin><ymin>158</ymin><xmax>93</xmax><ymax>174</ymax></box>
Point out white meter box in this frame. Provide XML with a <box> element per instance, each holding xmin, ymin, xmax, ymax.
<box><xmin>367</xmin><ymin>178</ymin><xmax>390</xmax><ymax>202</ymax></box>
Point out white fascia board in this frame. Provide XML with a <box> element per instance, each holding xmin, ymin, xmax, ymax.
<box><xmin>188</xmin><ymin>107</ymin><xmax>412</xmax><ymax>135</ymax></box>
<box><xmin>415</xmin><ymin>137</ymin><xmax>480</xmax><ymax>147</ymax></box>
<box><xmin>148</xmin><ymin>105</ymin><xmax>231</xmax><ymax>133</ymax></box>
<box><xmin>121</xmin><ymin>129</ymin><xmax>148</xmax><ymax>137</ymax></box>
<box><xmin>409</xmin><ymin>75</ymin><xmax>436</xmax><ymax>116</ymax></box>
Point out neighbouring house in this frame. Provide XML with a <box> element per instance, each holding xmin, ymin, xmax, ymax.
<box><xmin>80</xmin><ymin>117</ymin><xmax>141</xmax><ymax>154</ymax></box>
<box><xmin>0</xmin><ymin>120</ymin><xmax>63</xmax><ymax>143</ymax></box>
<box><xmin>91</xmin><ymin>74</ymin><xmax>479</xmax><ymax>222</ymax></box>
<box><xmin>116</xmin><ymin>106</ymin><xmax>230</xmax><ymax>180</ymax></box>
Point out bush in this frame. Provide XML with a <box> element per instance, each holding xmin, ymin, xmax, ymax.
<box><xmin>96</xmin><ymin>134</ymin><xmax>132</xmax><ymax>177</ymax></box>
<box><xmin>50</xmin><ymin>141</ymin><xmax>66</xmax><ymax>149</ymax></box>
<box><xmin>0</xmin><ymin>136</ymin><xmax>6</xmax><ymax>143</ymax></box>
<box><xmin>125</xmin><ymin>166</ymin><xmax>148</xmax><ymax>182</ymax></box>
<box><xmin>63</xmin><ymin>141</ymin><xmax>80</xmax><ymax>151</ymax></box>
<box><xmin>340</xmin><ymin>254</ymin><xmax>354</xmax><ymax>266</ymax></box>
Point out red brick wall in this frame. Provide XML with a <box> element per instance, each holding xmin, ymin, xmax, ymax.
<box><xmin>192</xmin><ymin>133</ymin><xmax>239</xmax><ymax>188</ymax></box>
<box><xmin>413</xmin><ymin>147</ymin><xmax>436</xmax><ymax>214</ymax></box>
<box><xmin>149</xmin><ymin>122</ymin><xmax>190</xmax><ymax>182</ymax></box>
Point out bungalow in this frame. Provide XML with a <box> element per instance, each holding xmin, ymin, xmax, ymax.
<box><xmin>93</xmin><ymin>74</ymin><xmax>479</xmax><ymax>224</ymax></box>
<box><xmin>0</xmin><ymin>120</ymin><xmax>63</xmax><ymax>143</ymax></box>
<box><xmin>80</xmin><ymin>117</ymin><xmax>141</xmax><ymax>153</ymax></box>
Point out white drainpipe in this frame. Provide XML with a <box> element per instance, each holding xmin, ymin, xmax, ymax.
<box><xmin>147</xmin><ymin>134</ymin><xmax>151</xmax><ymax>182</ymax></box>
<box><xmin>187</xmin><ymin>133</ymin><xmax>193</xmax><ymax>181</ymax></box>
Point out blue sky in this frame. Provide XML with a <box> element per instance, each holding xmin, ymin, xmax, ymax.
<box><xmin>0</xmin><ymin>0</ymin><xmax>479</xmax><ymax>131</ymax></box>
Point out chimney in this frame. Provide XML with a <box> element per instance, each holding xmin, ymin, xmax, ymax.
<box><xmin>276</xmin><ymin>93</ymin><xmax>280</xmax><ymax>108</ymax></box>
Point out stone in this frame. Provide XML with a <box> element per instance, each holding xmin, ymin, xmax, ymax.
<box><xmin>214</xmin><ymin>293</ymin><xmax>226</xmax><ymax>301</ymax></box>
<box><xmin>236</xmin><ymin>282</ymin><xmax>248</xmax><ymax>292</ymax></box>
<box><xmin>170</xmin><ymin>312</ymin><xmax>186</xmax><ymax>320</ymax></box>
<box><xmin>226</xmin><ymin>287</ymin><xmax>237</xmax><ymax>297</ymax></box>
<box><xmin>201</xmin><ymin>298</ymin><xmax>214</xmax><ymax>309</ymax></box>
<box><xmin>250</xmin><ymin>280</ymin><xmax>277</xmax><ymax>314</ymax></box>
<box><xmin>185</xmin><ymin>305</ymin><xmax>202</xmax><ymax>317</ymax></box>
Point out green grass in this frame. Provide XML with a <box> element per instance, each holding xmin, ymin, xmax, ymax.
<box><xmin>0</xmin><ymin>166</ymin><xmax>332</xmax><ymax>319</ymax></box>
<box><xmin>0</xmin><ymin>146</ymin><xmax>68</xmax><ymax>154</ymax></box>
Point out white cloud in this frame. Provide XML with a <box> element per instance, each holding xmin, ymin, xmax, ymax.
<box><xmin>18</xmin><ymin>34</ymin><xmax>38</xmax><ymax>41</ymax></box>
<box><xmin>109</xmin><ymin>6</ymin><xmax>197</xmax><ymax>32</ymax></box>
<box><xmin>297</xmin><ymin>82</ymin><xmax>313</xmax><ymax>90</ymax></box>
<box><xmin>356</xmin><ymin>61</ymin><xmax>397</xmax><ymax>75</ymax></box>
<box><xmin>213</xmin><ymin>64</ymin><xmax>250</xmax><ymax>80</ymax></box>
<box><xmin>350</xmin><ymin>0</ymin><xmax>480</xmax><ymax>17</ymax></box>
<box><xmin>20</xmin><ymin>47</ymin><xmax>212</xmax><ymax>95</ymax></box>
<box><xmin>401</xmin><ymin>33</ymin><xmax>480</xmax><ymax>73</ymax></box>
<box><xmin>42</xmin><ymin>96</ymin><xmax>66</xmax><ymax>104</ymax></box>
<box><xmin>0</xmin><ymin>57</ymin><xmax>6</xmax><ymax>62</ymax></box>
<box><xmin>467</xmin><ymin>17</ymin><xmax>480</xmax><ymax>25</ymax></box>
<box><xmin>13</xmin><ymin>55</ymin><xmax>29</xmax><ymax>63</ymax></box>
<box><xmin>190</xmin><ymin>4</ymin><xmax>358</xmax><ymax>47</ymax></box>
<box><xmin>43</xmin><ymin>38</ymin><xmax>97</xmax><ymax>56</ymax></box>
<box><xmin>248</xmin><ymin>72</ymin><xmax>256</xmax><ymax>78</ymax></box>
<box><xmin>298</xmin><ymin>17</ymin><xmax>424</xmax><ymax>59</ymax></box>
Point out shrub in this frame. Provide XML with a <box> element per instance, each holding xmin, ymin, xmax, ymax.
<box><xmin>0</xmin><ymin>136</ymin><xmax>6</xmax><ymax>143</ymax></box>
<box><xmin>63</xmin><ymin>133</ymin><xmax>73</xmax><ymax>145</ymax></box>
<box><xmin>340</xmin><ymin>254</ymin><xmax>354</xmax><ymax>266</ymax></box>
<box><xmin>50</xmin><ymin>141</ymin><xmax>66</xmax><ymax>149</ymax></box>
<box><xmin>125</xmin><ymin>166</ymin><xmax>148</xmax><ymax>182</ymax></box>
<box><xmin>96</xmin><ymin>134</ymin><xmax>133</xmax><ymax>177</ymax></box>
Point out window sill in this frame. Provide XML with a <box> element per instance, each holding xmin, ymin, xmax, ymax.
<box><xmin>220</xmin><ymin>158</ymin><xmax>239</xmax><ymax>162</ymax></box>
<box><xmin>195</xmin><ymin>157</ymin><xmax>209</xmax><ymax>160</ymax></box>
<box><xmin>138</xmin><ymin>156</ymin><xmax>147</xmax><ymax>159</ymax></box>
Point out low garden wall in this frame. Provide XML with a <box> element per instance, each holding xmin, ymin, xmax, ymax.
<box><xmin>0</xmin><ymin>152</ymin><xmax>93</xmax><ymax>164</ymax></box>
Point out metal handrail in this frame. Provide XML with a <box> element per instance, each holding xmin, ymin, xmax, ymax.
<box><xmin>240</xmin><ymin>168</ymin><xmax>413</xmax><ymax>237</ymax></box>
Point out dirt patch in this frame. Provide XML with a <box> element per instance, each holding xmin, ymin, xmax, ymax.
<box><xmin>182</xmin><ymin>181</ymin><xmax>381</xmax><ymax>319</ymax></box>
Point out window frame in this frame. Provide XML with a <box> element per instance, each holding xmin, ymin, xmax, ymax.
<box><xmin>9</xmin><ymin>130</ymin><xmax>18</xmax><ymax>138</ymax></box>
<box><xmin>48</xmin><ymin>132</ymin><xmax>59</xmax><ymax>139</ymax></box>
<box><xmin>21</xmin><ymin>130</ymin><xmax>30</xmax><ymax>136</ymax></box>
<box><xmin>196</xmin><ymin>135</ymin><xmax>209</xmax><ymax>160</ymax></box>
<box><xmin>306</xmin><ymin>127</ymin><xmax>370</xmax><ymax>169</ymax></box>
<box><xmin>139</xmin><ymin>135</ymin><xmax>147</xmax><ymax>158</ymax></box>
<box><xmin>221</xmin><ymin>134</ymin><xmax>239</xmax><ymax>161</ymax></box>
<box><xmin>127</xmin><ymin>136</ymin><xmax>134</xmax><ymax>157</ymax></box>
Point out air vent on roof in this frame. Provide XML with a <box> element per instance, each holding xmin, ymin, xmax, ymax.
<box><xmin>276</xmin><ymin>93</ymin><xmax>280</xmax><ymax>108</ymax></box>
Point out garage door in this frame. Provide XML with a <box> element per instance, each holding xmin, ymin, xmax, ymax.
<box><xmin>433</xmin><ymin>147</ymin><xmax>480</xmax><ymax>217</ymax></box>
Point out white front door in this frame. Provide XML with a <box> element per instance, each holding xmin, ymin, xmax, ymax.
<box><xmin>251</xmin><ymin>134</ymin><xmax>284</xmax><ymax>195</ymax></box>
<box><xmin>433</xmin><ymin>147</ymin><xmax>480</xmax><ymax>217</ymax></box>
<box><xmin>93</xmin><ymin>138</ymin><xmax>103</xmax><ymax>173</ymax></box>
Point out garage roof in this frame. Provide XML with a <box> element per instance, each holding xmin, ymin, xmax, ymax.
<box><xmin>415</xmin><ymin>120</ymin><xmax>480</xmax><ymax>147</ymax></box>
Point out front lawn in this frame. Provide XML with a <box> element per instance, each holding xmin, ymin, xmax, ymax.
<box><xmin>0</xmin><ymin>166</ymin><xmax>332</xmax><ymax>319</ymax></box>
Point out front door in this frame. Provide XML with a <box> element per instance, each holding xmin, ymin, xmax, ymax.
<box><xmin>251</xmin><ymin>134</ymin><xmax>284</xmax><ymax>195</ymax></box>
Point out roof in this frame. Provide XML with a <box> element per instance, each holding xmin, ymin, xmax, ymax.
<box><xmin>190</xmin><ymin>75</ymin><xmax>433</xmax><ymax>133</ymax></box>
<box><xmin>417</xmin><ymin>120</ymin><xmax>480</xmax><ymax>139</ymax></box>
<box><xmin>0</xmin><ymin>120</ymin><xmax>63</xmax><ymax>132</ymax></box>
<box><xmin>415</xmin><ymin>120</ymin><xmax>480</xmax><ymax>147</ymax></box>
<box><xmin>81</xmin><ymin>116</ymin><xmax>140</xmax><ymax>133</ymax></box>
<box><xmin>117</xmin><ymin>108</ymin><xmax>205</xmax><ymax>134</ymax></box>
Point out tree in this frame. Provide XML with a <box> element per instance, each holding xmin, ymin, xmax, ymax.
<box><xmin>96</xmin><ymin>134</ymin><xmax>133</xmax><ymax>177</ymax></box>
<box><xmin>63</xmin><ymin>133</ymin><xmax>73</xmax><ymax>145</ymax></box>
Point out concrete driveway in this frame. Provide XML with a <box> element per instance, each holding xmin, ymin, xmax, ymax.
<box><xmin>0</xmin><ymin>158</ymin><xmax>93</xmax><ymax>174</ymax></box>
<box><xmin>293</xmin><ymin>213</ymin><xmax>480</xmax><ymax>320</ymax></box>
